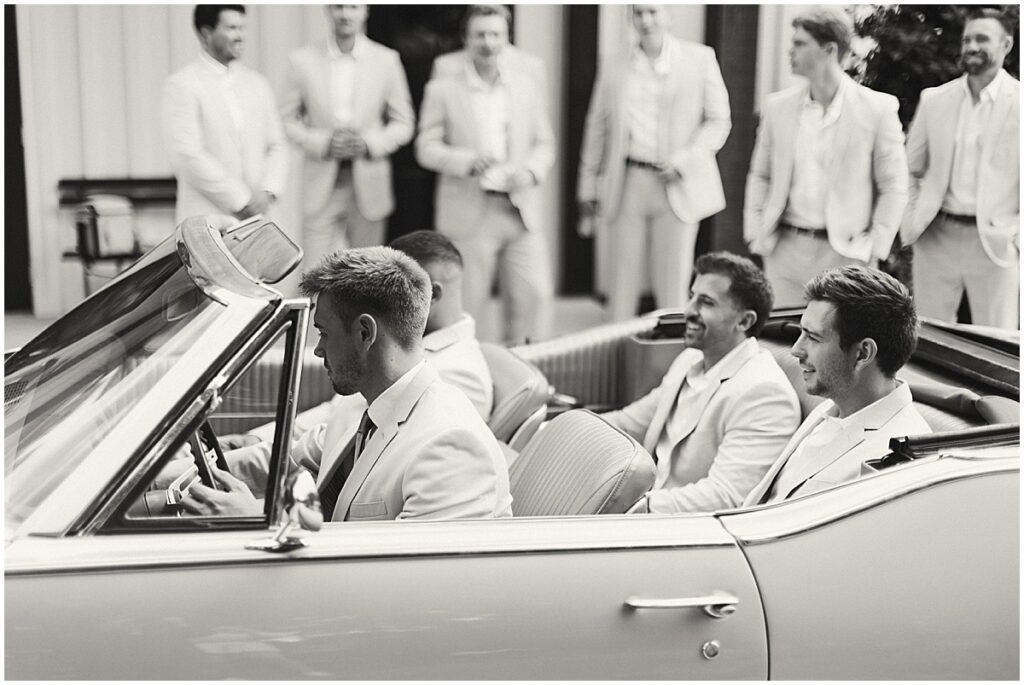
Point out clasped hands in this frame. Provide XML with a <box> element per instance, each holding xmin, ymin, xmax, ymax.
<box><xmin>328</xmin><ymin>127</ymin><xmax>369</xmax><ymax>161</ymax></box>
<box><xmin>469</xmin><ymin>155</ymin><xmax>535</xmax><ymax>192</ymax></box>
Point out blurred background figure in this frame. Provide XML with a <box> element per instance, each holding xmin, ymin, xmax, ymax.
<box><xmin>577</xmin><ymin>3</ymin><xmax>731</xmax><ymax>321</ymax></box>
<box><xmin>744</xmin><ymin>7</ymin><xmax>907</xmax><ymax>309</ymax></box>
<box><xmin>416</xmin><ymin>4</ymin><xmax>555</xmax><ymax>345</ymax></box>
<box><xmin>281</xmin><ymin>4</ymin><xmax>414</xmax><ymax>266</ymax></box>
<box><xmin>901</xmin><ymin>8</ymin><xmax>1020</xmax><ymax>329</ymax></box>
<box><xmin>163</xmin><ymin>5</ymin><xmax>288</xmax><ymax>225</ymax></box>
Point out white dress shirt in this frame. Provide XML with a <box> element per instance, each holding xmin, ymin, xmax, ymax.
<box><xmin>327</xmin><ymin>35</ymin><xmax>367</xmax><ymax>130</ymax></box>
<box><xmin>625</xmin><ymin>40</ymin><xmax>671</xmax><ymax>164</ymax></box>
<box><xmin>765</xmin><ymin>381</ymin><xmax>909</xmax><ymax>503</ymax></box>
<box><xmin>943</xmin><ymin>69</ymin><xmax>1007</xmax><ymax>216</ymax></box>
<box><xmin>782</xmin><ymin>78</ymin><xmax>847</xmax><ymax>230</ymax></box>
<box><xmin>198</xmin><ymin>50</ymin><xmax>243</xmax><ymax>132</ymax></box>
<box><xmin>465</xmin><ymin>57</ymin><xmax>510</xmax><ymax>163</ymax></box>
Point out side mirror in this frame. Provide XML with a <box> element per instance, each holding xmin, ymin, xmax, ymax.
<box><xmin>245</xmin><ymin>470</ymin><xmax>323</xmax><ymax>553</ymax></box>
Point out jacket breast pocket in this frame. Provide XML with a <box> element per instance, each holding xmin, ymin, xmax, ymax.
<box><xmin>348</xmin><ymin>499</ymin><xmax>389</xmax><ymax>521</ymax></box>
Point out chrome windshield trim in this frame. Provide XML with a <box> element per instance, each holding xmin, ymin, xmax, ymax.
<box><xmin>719</xmin><ymin>453</ymin><xmax>1018</xmax><ymax>545</ymax></box>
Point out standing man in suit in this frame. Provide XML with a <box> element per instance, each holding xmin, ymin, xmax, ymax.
<box><xmin>164</xmin><ymin>5</ymin><xmax>288</xmax><ymax>225</ymax></box>
<box><xmin>280</xmin><ymin>4</ymin><xmax>415</xmax><ymax>263</ymax></box>
<box><xmin>416</xmin><ymin>4</ymin><xmax>556</xmax><ymax>345</ymax></box>
<box><xmin>578</xmin><ymin>4</ymin><xmax>732</xmax><ymax>321</ymax></box>
<box><xmin>607</xmin><ymin>253</ymin><xmax>801</xmax><ymax>513</ymax></box>
<box><xmin>744</xmin><ymin>266</ymin><xmax>931</xmax><ymax>506</ymax></box>
<box><xmin>901</xmin><ymin>9</ymin><xmax>1020</xmax><ymax>329</ymax></box>
<box><xmin>184</xmin><ymin>247</ymin><xmax>512</xmax><ymax>522</ymax></box>
<box><xmin>744</xmin><ymin>7</ymin><xmax>909</xmax><ymax>308</ymax></box>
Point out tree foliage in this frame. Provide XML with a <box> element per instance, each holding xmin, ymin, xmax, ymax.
<box><xmin>855</xmin><ymin>5</ymin><xmax>1020</xmax><ymax>129</ymax></box>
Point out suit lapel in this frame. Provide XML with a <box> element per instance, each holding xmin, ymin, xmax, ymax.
<box><xmin>746</xmin><ymin>404</ymin><xmax>830</xmax><ymax>505</ymax></box>
<box><xmin>505</xmin><ymin>68</ymin><xmax>526</xmax><ymax>163</ymax></box>
<box><xmin>331</xmin><ymin>364</ymin><xmax>438</xmax><ymax>521</ymax></box>
<box><xmin>776</xmin><ymin>89</ymin><xmax>802</xmax><ymax>192</ymax></box>
<box><xmin>936</xmin><ymin>78</ymin><xmax>967</xmax><ymax>182</ymax></box>
<box><xmin>643</xmin><ymin>353</ymin><xmax>695</xmax><ymax>453</ymax></box>
<box><xmin>980</xmin><ymin>75</ymin><xmax>1015</xmax><ymax>168</ymax></box>
<box><xmin>776</xmin><ymin>423</ymin><xmax>866</xmax><ymax>501</ymax></box>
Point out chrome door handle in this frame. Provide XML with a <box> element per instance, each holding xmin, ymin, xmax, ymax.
<box><xmin>624</xmin><ymin>592</ymin><xmax>738</xmax><ymax>619</ymax></box>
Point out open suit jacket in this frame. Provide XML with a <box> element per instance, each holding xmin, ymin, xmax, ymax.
<box><xmin>577</xmin><ymin>36</ymin><xmax>732</xmax><ymax>226</ymax></box>
<box><xmin>279</xmin><ymin>38</ymin><xmax>415</xmax><ymax>223</ymax></box>
<box><xmin>415</xmin><ymin>51</ymin><xmax>555</xmax><ymax>237</ymax></box>
<box><xmin>901</xmin><ymin>71</ymin><xmax>1020</xmax><ymax>267</ymax></box>
<box><xmin>163</xmin><ymin>56</ymin><xmax>288</xmax><ymax>224</ymax></box>
<box><xmin>743</xmin><ymin>383</ymin><xmax>932</xmax><ymax>506</ymax></box>
<box><xmin>602</xmin><ymin>339</ymin><xmax>800</xmax><ymax>512</ymax></box>
<box><xmin>744</xmin><ymin>75</ymin><xmax>908</xmax><ymax>262</ymax></box>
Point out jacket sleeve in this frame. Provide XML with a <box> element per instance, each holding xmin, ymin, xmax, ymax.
<box><xmin>279</xmin><ymin>53</ymin><xmax>334</xmax><ymax>161</ymax></box>
<box><xmin>869</xmin><ymin>96</ymin><xmax>910</xmax><ymax>260</ymax></box>
<box><xmin>399</xmin><ymin>429</ymin><xmax>507</xmax><ymax>519</ymax></box>
<box><xmin>163</xmin><ymin>75</ymin><xmax>250</xmax><ymax>213</ymax></box>
<box><xmin>259</xmin><ymin>77</ymin><xmax>289</xmax><ymax>199</ymax></box>
<box><xmin>743</xmin><ymin>104</ymin><xmax>773</xmax><ymax>247</ymax></box>
<box><xmin>601</xmin><ymin>385</ymin><xmax>662</xmax><ymax>446</ymax></box>
<box><xmin>670</xmin><ymin>47</ymin><xmax>732</xmax><ymax>174</ymax></box>
<box><xmin>900</xmin><ymin>91</ymin><xmax>930</xmax><ymax>244</ymax></box>
<box><xmin>362</xmin><ymin>51</ymin><xmax>416</xmax><ymax>159</ymax></box>
<box><xmin>577</xmin><ymin>67</ymin><xmax>610</xmax><ymax>203</ymax></box>
<box><xmin>415</xmin><ymin>78</ymin><xmax>478</xmax><ymax>177</ymax></box>
<box><xmin>646</xmin><ymin>379</ymin><xmax>801</xmax><ymax>513</ymax></box>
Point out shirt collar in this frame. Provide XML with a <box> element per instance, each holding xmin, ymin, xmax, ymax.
<box><xmin>465</xmin><ymin>54</ymin><xmax>505</xmax><ymax>91</ymax></box>
<box><xmin>424</xmin><ymin>314</ymin><xmax>476</xmax><ymax>353</ymax></box>
<box><xmin>198</xmin><ymin>50</ymin><xmax>236</xmax><ymax>77</ymax></box>
<box><xmin>366</xmin><ymin>360</ymin><xmax>426</xmax><ymax>428</ymax></box>
<box><xmin>801</xmin><ymin>73</ymin><xmax>847</xmax><ymax>118</ymax></box>
<box><xmin>687</xmin><ymin>337</ymin><xmax>758</xmax><ymax>386</ymax></box>
<box><xmin>822</xmin><ymin>380</ymin><xmax>914</xmax><ymax>429</ymax></box>
<box><xmin>632</xmin><ymin>37</ymin><xmax>671</xmax><ymax>75</ymax></box>
<box><xmin>327</xmin><ymin>34</ymin><xmax>366</xmax><ymax>61</ymax></box>
<box><xmin>964</xmin><ymin>68</ymin><xmax>1006</xmax><ymax>104</ymax></box>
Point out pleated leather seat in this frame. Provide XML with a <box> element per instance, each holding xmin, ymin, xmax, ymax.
<box><xmin>481</xmin><ymin>343</ymin><xmax>552</xmax><ymax>450</ymax></box>
<box><xmin>509</xmin><ymin>409</ymin><xmax>657</xmax><ymax>516</ymax></box>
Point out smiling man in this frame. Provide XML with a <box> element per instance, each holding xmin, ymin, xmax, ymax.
<box><xmin>744</xmin><ymin>266</ymin><xmax>931</xmax><ymax>506</ymax></box>
<box><xmin>603</xmin><ymin>252</ymin><xmax>801</xmax><ymax>513</ymax></box>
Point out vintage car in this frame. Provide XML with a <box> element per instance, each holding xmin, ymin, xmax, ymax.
<box><xmin>5</xmin><ymin>217</ymin><xmax>1020</xmax><ymax>679</ymax></box>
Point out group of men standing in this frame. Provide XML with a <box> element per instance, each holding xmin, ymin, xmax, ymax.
<box><xmin>164</xmin><ymin>4</ymin><xmax>552</xmax><ymax>345</ymax></box>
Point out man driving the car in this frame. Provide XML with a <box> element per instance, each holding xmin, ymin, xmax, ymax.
<box><xmin>180</xmin><ymin>246</ymin><xmax>512</xmax><ymax>521</ymax></box>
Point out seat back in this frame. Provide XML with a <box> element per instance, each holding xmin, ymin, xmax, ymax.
<box><xmin>481</xmin><ymin>342</ymin><xmax>552</xmax><ymax>445</ymax></box>
<box><xmin>510</xmin><ymin>409</ymin><xmax>656</xmax><ymax>516</ymax></box>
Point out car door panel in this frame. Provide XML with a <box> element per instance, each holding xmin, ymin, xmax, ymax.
<box><xmin>721</xmin><ymin>468</ymin><xmax>1019</xmax><ymax>679</ymax></box>
<box><xmin>6</xmin><ymin>516</ymin><xmax>768</xmax><ymax>679</ymax></box>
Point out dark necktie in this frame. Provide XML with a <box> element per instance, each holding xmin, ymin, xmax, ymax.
<box><xmin>319</xmin><ymin>410</ymin><xmax>376</xmax><ymax>520</ymax></box>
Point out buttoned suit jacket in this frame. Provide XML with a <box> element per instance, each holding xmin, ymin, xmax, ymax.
<box><xmin>163</xmin><ymin>57</ymin><xmax>288</xmax><ymax>224</ymax></box>
<box><xmin>415</xmin><ymin>50</ymin><xmax>555</xmax><ymax>237</ymax></box>
<box><xmin>744</xmin><ymin>76</ymin><xmax>909</xmax><ymax>262</ymax></box>
<box><xmin>602</xmin><ymin>341</ymin><xmax>800</xmax><ymax>512</ymax></box>
<box><xmin>577</xmin><ymin>36</ymin><xmax>732</xmax><ymax>226</ymax></box>
<box><xmin>279</xmin><ymin>39</ymin><xmax>415</xmax><ymax>223</ymax></box>
<box><xmin>742</xmin><ymin>389</ymin><xmax>931</xmax><ymax>507</ymax></box>
<box><xmin>900</xmin><ymin>72</ymin><xmax>1020</xmax><ymax>267</ymax></box>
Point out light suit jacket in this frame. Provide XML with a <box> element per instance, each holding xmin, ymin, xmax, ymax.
<box><xmin>415</xmin><ymin>51</ymin><xmax>555</xmax><ymax>236</ymax></box>
<box><xmin>602</xmin><ymin>339</ymin><xmax>800</xmax><ymax>512</ymax></box>
<box><xmin>743</xmin><ymin>382</ymin><xmax>932</xmax><ymax>506</ymax></box>
<box><xmin>744</xmin><ymin>76</ymin><xmax>909</xmax><ymax>262</ymax></box>
<box><xmin>901</xmin><ymin>72</ymin><xmax>1020</xmax><ymax>267</ymax></box>
<box><xmin>163</xmin><ymin>56</ymin><xmax>288</xmax><ymax>224</ymax></box>
<box><xmin>577</xmin><ymin>36</ymin><xmax>732</xmax><ymax>225</ymax></box>
<box><xmin>279</xmin><ymin>38</ymin><xmax>415</xmax><ymax>222</ymax></box>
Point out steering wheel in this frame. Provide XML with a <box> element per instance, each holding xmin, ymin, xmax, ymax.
<box><xmin>188</xmin><ymin>421</ymin><xmax>232</xmax><ymax>490</ymax></box>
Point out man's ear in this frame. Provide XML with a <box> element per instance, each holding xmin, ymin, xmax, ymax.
<box><xmin>738</xmin><ymin>310</ymin><xmax>758</xmax><ymax>335</ymax></box>
<box><xmin>356</xmin><ymin>313</ymin><xmax>378</xmax><ymax>349</ymax></box>
<box><xmin>855</xmin><ymin>338</ymin><xmax>879</xmax><ymax>370</ymax></box>
<box><xmin>431</xmin><ymin>281</ymin><xmax>443</xmax><ymax>303</ymax></box>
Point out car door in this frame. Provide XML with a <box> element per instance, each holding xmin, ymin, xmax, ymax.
<box><xmin>6</xmin><ymin>513</ymin><xmax>767</xmax><ymax>679</ymax></box>
<box><xmin>719</xmin><ymin>451</ymin><xmax>1019</xmax><ymax>680</ymax></box>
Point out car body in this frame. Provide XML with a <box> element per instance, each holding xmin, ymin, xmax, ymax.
<box><xmin>5</xmin><ymin>218</ymin><xmax>1020</xmax><ymax>679</ymax></box>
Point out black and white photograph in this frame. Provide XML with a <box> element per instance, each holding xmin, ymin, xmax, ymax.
<box><xmin>4</xmin><ymin>3</ymin><xmax>1020</xmax><ymax>679</ymax></box>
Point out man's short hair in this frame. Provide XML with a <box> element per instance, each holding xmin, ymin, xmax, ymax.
<box><xmin>966</xmin><ymin>7</ymin><xmax>1016</xmax><ymax>37</ymax></box>
<box><xmin>803</xmin><ymin>266</ymin><xmax>918</xmax><ymax>377</ymax></box>
<box><xmin>792</xmin><ymin>7</ymin><xmax>854</xmax><ymax>61</ymax></box>
<box><xmin>462</xmin><ymin>4</ymin><xmax>512</xmax><ymax>35</ymax></box>
<box><xmin>194</xmin><ymin>4</ymin><xmax>245</xmax><ymax>33</ymax></box>
<box><xmin>389</xmin><ymin>230</ymin><xmax>463</xmax><ymax>270</ymax></box>
<box><xmin>694</xmin><ymin>252</ymin><xmax>774</xmax><ymax>338</ymax></box>
<box><xmin>300</xmin><ymin>247</ymin><xmax>432</xmax><ymax>350</ymax></box>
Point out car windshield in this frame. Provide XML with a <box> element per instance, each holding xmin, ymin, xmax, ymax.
<box><xmin>4</xmin><ymin>240</ymin><xmax>233</xmax><ymax>531</ymax></box>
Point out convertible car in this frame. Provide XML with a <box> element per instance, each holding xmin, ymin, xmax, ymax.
<box><xmin>5</xmin><ymin>217</ymin><xmax>1019</xmax><ymax>679</ymax></box>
